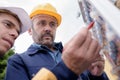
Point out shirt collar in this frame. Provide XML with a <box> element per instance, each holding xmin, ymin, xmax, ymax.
<box><xmin>26</xmin><ymin>42</ymin><xmax>63</xmax><ymax>55</ymax></box>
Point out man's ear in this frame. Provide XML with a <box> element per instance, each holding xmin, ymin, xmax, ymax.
<box><xmin>28</xmin><ymin>28</ymin><xmax>32</xmax><ymax>35</ymax></box>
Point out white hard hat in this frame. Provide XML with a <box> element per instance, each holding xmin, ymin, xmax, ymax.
<box><xmin>0</xmin><ymin>7</ymin><xmax>32</xmax><ymax>34</ymax></box>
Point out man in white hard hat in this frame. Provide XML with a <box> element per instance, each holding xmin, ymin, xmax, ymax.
<box><xmin>0</xmin><ymin>7</ymin><xmax>31</xmax><ymax>57</ymax></box>
<box><xmin>5</xmin><ymin>3</ymin><xmax>100</xmax><ymax>80</ymax></box>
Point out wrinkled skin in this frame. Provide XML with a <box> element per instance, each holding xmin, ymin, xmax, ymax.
<box><xmin>29</xmin><ymin>14</ymin><xmax>57</xmax><ymax>50</ymax></box>
<box><xmin>62</xmin><ymin>27</ymin><xmax>101</xmax><ymax>75</ymax></box>
<box><xmin>88</xmin><ymin>56</ymin><xmax>105</xmax><ymax>76</ymax></box>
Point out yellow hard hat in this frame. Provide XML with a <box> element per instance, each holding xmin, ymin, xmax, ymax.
<box><xmin>30</xmin><ymin>3</ymin><xmax>61</xmax><ymax>26</ymax></box>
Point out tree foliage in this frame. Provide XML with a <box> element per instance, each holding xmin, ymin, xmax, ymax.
<box><xmin>0</xmin><ymin>49</ymin><xmax>15</xmax><ymax>80</ymax></box>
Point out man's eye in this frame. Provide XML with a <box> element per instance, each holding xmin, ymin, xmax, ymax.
<box><xmin>38</xmin><ymin>21</ymin><xmax>46</xmax><ymax>26</ymax></box>
<box><xmin>49</xmin><ymin>22</ymin><xmax>57</xmax><ymax>28</ymax></box>
<box><xmin>3</xmin><ymin>22</ymin><xmax>11</xmax><ymax>28</ymax></box>
<box><xmin>50</xmin><ymin>22</ymin><xmax>55</xmax><ymax>26</ymax></box>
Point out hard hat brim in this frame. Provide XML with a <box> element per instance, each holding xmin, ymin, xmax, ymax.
<box><xmin>30</xmin><ymin>10</ymin><xmax>61</xmax><ymax>26</ymax></box>
<box><xmin>0</xmin><ymin>7</ymin><xmax>32</xmax><ymax>34</ymax></box>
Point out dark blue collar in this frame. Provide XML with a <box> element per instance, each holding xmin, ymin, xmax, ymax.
<box><xmin>26</xmin><ymin>42</ymin><xmax>63</xmax><ymax>55</ymax></box>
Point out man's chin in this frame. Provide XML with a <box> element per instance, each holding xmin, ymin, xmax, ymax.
<box><xmin>43</xmin><ymin>41</ymin><xmax>53</xmax><ymax>47</ymax></box>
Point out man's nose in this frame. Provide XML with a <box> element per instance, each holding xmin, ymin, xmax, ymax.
<box><xmin>9</xmin><ymin>29</ymin><xmax>19</xmax><ymax>39</ymax></box>
<box><xmin>44</xmin><ymin>24</ymin><xmax>52</xmax><ymax>31</ymax></box>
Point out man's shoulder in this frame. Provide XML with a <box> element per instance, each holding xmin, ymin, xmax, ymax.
<box><xmin>8</xmin><ymin>53</ymin><xmax>25</xmax><ymax>65</ymax></box>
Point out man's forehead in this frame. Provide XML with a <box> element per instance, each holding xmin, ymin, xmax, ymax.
<box><xmin>32</xmin><ymin>14</ymin><xmax>57</xmax><ymax>21</ymax></box>
<box><xmin>0</xmin><ymin>11</ymin><xmax>21</xmax><ymax>28</ymax></box>
<box><xmin>0</xmin><ymin>13</ymin><xmax>21</xmax><ymax>32</ymax></box>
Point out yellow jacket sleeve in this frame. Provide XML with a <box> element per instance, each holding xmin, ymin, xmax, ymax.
<box><xmin>32</xmin><ymin>68</ymin><xmax>57</xmax><ymax>80</ymax></box>
<box><xmin>105</xmin><ymin>59</ymin><xmax>119</xmax><ymax>80</ymax></box>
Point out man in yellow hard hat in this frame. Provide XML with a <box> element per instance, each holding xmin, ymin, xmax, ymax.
<box><xmin>0</xmin><ymin>6</ymin><xmax>32</xmax><ymax>57</ymax></box>
<box><xmin>5</xmin><ymin>3</ymin><xmax>100</xmax><ymax>80</ymax></box>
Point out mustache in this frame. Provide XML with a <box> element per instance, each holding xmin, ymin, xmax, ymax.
<box><xmin>41</xmin><ymin>32</ymin><xmax>53</xmax><ymax>38</ymax></box>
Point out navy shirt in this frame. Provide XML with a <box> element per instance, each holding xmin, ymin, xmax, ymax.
<box><xmin>5</xmin><ymin>42</ymin><xmax>78</xmax><ymax>80</ymax></box>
